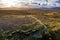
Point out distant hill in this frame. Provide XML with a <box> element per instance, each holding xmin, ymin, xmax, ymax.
<box><xmin>0</xmin><ymin>7</ymin><xmax>60</xmax><ymax>10</ymax></box>
<box><xmin>51</xmin><ymin>7</ymin><xmax>60</xmax><ymax>10</ymax></box>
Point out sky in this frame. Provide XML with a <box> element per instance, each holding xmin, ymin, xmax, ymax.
<box><xmin>0</xmin><ymin>0</ymin><xmax>60</xmax><ymax>8</ymax></box>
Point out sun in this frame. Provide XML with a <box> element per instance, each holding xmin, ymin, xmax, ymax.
<box><xmin>1</xmin><ymin>0</ymin><xmax>20</xmax><ymax>7</ymax></box>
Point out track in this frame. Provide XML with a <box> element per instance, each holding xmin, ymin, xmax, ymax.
<box><xmin>23</xmin><ymin>15</ymin><xmax>47</xmax><ymax>40</ymax></box>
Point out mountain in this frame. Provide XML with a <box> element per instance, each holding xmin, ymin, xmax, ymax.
<box><xmin>51</xmin><ymin>7</ymin><xmax>60</xmax><ymax>10</ymax></box>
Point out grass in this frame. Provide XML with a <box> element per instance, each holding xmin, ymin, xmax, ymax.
<box><xmin>0</xmin><ymin>9</ymin><xmax>60</xmax><ymax>40</ymax></box>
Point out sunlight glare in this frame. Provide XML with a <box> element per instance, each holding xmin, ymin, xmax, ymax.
<box><xmin>1</xmin><ymin>0</ymin><xmax>20</xmax><ymax>7</ymax></box>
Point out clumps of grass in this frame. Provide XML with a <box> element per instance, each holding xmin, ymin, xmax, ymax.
<box><xmin>0</xmin><ymin>21</ymin><xmax>42</xmax><ymax>40</ymax></box>
<box><xmin>0</xmin><ymin>16</ymin><xmax>60</xmax><ymax>40</ymax></box>
<box><xmin>0</xmin><ymin>24</ymin><xmax>60</xmax><ymax>40</ymax></box>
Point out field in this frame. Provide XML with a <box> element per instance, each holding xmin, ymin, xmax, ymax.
<box><xmin>0</xmin><ymin>9</ymin><xmax>60</xmax><ymax>40</ymax></box>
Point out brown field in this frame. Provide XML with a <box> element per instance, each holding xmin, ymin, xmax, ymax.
<box><xmin>0</xmin><ymin>9</ymin><xmax>60</xmax><ymax>40</ymax></box>
<box><xmin>0</xmin><ymin>9</ymin><xmax>60</xmax><ymax>31</ymax></box>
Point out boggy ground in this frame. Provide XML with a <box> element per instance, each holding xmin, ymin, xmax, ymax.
<box><xmin>0</xmin><ymin>9</ymin><xmax>60</xmax><ymax>40</ymax></box>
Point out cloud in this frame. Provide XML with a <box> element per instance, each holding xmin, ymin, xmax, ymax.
<box><xmin>28</xmin><ymin>0</ymin><xmax>60</xmax><ymax>8</ymax></box>
<box><xmin>0</xmin><ymin>0</ymin><xmax>60</xmax><ymax>8</ymax></box>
